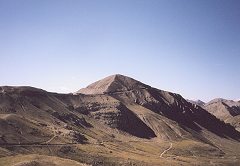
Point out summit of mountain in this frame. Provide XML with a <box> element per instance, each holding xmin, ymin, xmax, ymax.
<box><xmin>76</xmin><ymin>74</ymin><xmax>150</xmax><ymax>95</ymax></box>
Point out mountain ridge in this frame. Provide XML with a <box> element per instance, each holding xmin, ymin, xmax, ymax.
<box><xmin>0</xmin><ymin>74</ymin><xmax>240</xmax><ymax>166</ymax></box>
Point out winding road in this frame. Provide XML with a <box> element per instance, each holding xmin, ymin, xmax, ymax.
<box><xmin>160</xmin><ymin>142</ymin><xmax>172</xmax><ymax>158</ymax></box>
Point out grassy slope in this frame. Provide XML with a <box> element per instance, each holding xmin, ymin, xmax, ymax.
<box><xmin>0</xmin><ymin>154</ymin><xmax>89</xmax><ymax>166</ymax></box>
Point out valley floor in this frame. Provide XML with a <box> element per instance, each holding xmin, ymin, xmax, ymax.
<box><xmin>1</xmin><ymin>138</ymin><xmax>240</xmax><ymax>166</ymax></box>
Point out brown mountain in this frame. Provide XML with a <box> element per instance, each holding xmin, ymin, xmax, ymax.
<box><xmin>204</xmin><ymin>98</ymin><xmax>240</xmax><ymax>131</ymax></box>
<box><xmin>77</xmin><ymin>75</ymin><xmax>240</xmax><ymax>140</ymax></box>
<box><xmin>77</xmin><ymin>74</ymin><xmax>150</xmax><ymax>94</ymax></box>
<box><xmin>0</xmin><ymin>75</ymin><xmax>240</xmax><ymax>166</ymax></box>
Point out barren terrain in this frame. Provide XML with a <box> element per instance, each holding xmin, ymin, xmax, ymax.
<box><xmin>0</xmin><ymin>74</ymin><xmax>239</xmax><ymax>165</ymax></box>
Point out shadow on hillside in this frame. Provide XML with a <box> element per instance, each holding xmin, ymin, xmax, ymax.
<box><xmin>144</xmin><ymin>89</ymin><xmax>240</xmax><ymax>141</ymax></box>
<box><xmin>116</xmin><ymin>104</ymin><xmax>157</xmax><ymax>139</ymax></box>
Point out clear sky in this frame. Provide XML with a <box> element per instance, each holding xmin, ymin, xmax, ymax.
<box><xmin>0</xmin><ymin>0</ymin><xmax>240</xmax><ymax>101</ymax></box>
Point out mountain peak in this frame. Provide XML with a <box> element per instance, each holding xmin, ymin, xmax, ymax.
<box><xmin>77</xmin><ymin>74</ymin><xmax>149</xmax><ymax>94</ymax></box>
<box><xmin>207</xmin><ymin>98</ymin><xmax>227</xmax><ymax>104</ymax></box>
<box><xmin>187</xmin><ymin>99</ymin><xmax>205</xmax><ymax>107</ymax></box>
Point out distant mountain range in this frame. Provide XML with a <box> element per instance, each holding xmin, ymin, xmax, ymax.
<box><xmin>187</xmin><ymin>98</ymin><xmax>240</xmax><ymax>132</ymax></box>
<box><xmin>0</xmin><ymin>74</ymin><xmax>239</xmax><ymax>166</ymax></box>
<box><xmin>204</xmin><ymin>98</ymin><xmax>240</xmax><ymax>132</ymax></box>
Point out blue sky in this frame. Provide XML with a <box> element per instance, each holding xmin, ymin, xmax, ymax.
<box><xmin>0</xmin><ymin>0</ymin><xmax>240</xmax><ymax>101</ymax></box>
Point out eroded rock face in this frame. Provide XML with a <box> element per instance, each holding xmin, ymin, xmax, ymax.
<box><xmin>63</xmin><ymin>94</ymin><xmax>157</xmax><ymax>139</ymax></box>
<box><xmin>88</xmin><ymin>102</ymin><xmax>156</xmax><ymax>139</ymax></box>
<box><xmin>51</xmin><ymin>112</ymin><xmax>92</xmax><ymax>128</ymax></box>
